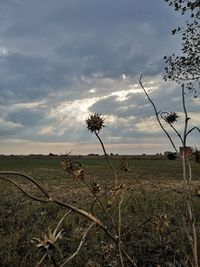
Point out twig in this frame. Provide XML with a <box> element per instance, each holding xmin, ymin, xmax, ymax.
<box><xmin>35</xmin><ymin>252</ymin><xmax>47</xmax><ymax>267</ymax></box>
<box><xmin>53</xmin><ymin>211</ymin><xmax>72</xmax><ymax>236</ymax></box>
<box><xmin>0</xmin><ymin>171</ymin><xmax>50</xmax><ymax>199</ymax></box>
<box><xmin>186</xmin><ymin>127</ymin><xmax>200</xmax><ymax>138</ymax></box>
<box><xmin>60</xmin><ymin>223</ymin><xmax>95</xmax><ymax>266</ymax></box>
<box><xmin>0</xmin><ymin>176</ymin><xmax>49</xmax><ymax>203</ymax></box>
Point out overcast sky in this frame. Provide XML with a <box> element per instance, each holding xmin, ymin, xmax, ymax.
<box><xmin>0</xmin><ymin>0</ymin><xmax>199</xmax><ymax>155</ymax></box>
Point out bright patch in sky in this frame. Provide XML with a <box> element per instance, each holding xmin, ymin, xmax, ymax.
<box><xmin>52</xmin><ymin>97</ymin><xmax>99</xmax><ymax>122</ymax></box>
<box><xmin>89</xmin><ymin>88</ymin><xmax>96</xmax><ymax>94</ymax></box>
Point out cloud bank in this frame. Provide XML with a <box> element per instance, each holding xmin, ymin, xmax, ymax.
<box><xmin>0</xmin><ymin>0</ymin><xmax>198</xmax><ymax>155</ymax></box>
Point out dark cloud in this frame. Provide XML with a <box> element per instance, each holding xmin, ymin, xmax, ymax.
<box><xmin>4</xmin><ymin>108</ymin><xmax>48</xmax><ymax>126</ymax></box>
<box><xmin>0</xmin><ymin>0</ymin><xmax>198</xmax><ymax>154</ymax></box>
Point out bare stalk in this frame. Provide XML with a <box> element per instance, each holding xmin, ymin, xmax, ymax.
<box><xmin>117</xmin><ymin>189</ymin><xmax>125</xmax><ymax>267</ymax></box>
<box><xmin>83</xmin><ymin>179</ymin><xmax>118</xmax><ymax>234</ymax></box>
<box><xmin>139</xmin><ymin>75</ymin><xmax>178</xmax><ymax>154</ymax></box>
<box><xmin>0</xmin><ymin>171</ymin><xmax>50</xmax><ymax>199</ymax></box>
<box><xmin>54</xmin><ymin>211</ymin><xmax>72</xmax><ymax>235</ymax></box>
<box><xmin>60</xmin><ymin>223</ymin><xmax>95</xmax><ymax>266</ymax></box>
<box><xmin>35</xmin><ymin>252</ymin><xmax>48</xmax><ymax>267</ymax></box>
<box><xmin>186</xmin><ymin>127</ymin><xmax>200</xmax><ymax>138</ymax></box>
<box><xmin>0</xmin><ymin>176</ymin><xmax>50</xmax><ymax>203</ymax></box>
<box><xmin>181</xmin><ymin>84</ymin><xmax>198</xmax><ymax>267</ymax></box>
<box><xmin>94</xmin><ymin>130</ymin><xmax>118</xmax><ymax>184</ymax></box>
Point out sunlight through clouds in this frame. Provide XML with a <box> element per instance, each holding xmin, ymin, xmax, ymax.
<box><xmin>0</xmin><ymin>0</ymin><xmax>198</xmax><ymax>155</ymax></box>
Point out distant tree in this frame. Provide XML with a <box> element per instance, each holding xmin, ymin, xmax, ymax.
<box><xmin>167</xmin><ymin>152</ymin><xmax>177</xmax><ymax>160</ymax></box>
<box><xmin>164</xmin><ymin>0</ymin><xmax>200</xmax><ymax>96</ymax></box>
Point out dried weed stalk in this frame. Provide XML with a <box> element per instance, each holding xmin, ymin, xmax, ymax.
<box><xmin>139</xmin><ymin>74</ymin><xmax>200</xmax><ymax>267</ymax></box>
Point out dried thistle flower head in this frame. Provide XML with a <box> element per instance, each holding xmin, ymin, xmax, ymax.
<box><xmin>86</xmin><ymin>113</ymin><xmax>105</xmax><ymax>133</ymax></box>
<box><xmin>163</xmin><ymin>112</ymin><xmax>179</xmax><ymax>124</ymax></box>
<box><xmin>31</xmin><ymin>228</ymin><xmax>62</xmax><ymax>251</ymax></box>
<box><xmin>61</xmin><ymin>154</ymin><xmax>84</xmax><ymax>179</ymax></box>
<box><xmin>61</xmin><ymin>158</ymin><xmax>71</xmax><ymax>172</ymax></box>
<box><xmin>119</xmin><ymin>158</ymin><xmax>129</xmax><ymax>172</ymax></box>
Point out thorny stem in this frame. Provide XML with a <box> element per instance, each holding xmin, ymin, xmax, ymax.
<box><xmin>90</xmin><ymin>185</ymin><xmax>114</xmax><ymax>214</ymax></box>
<box><xmin>0</xmin><ymin>172</ymin><xmax>137</xmax><ymax>267</ymax></box>
<box><xmin>182</xmin><ymin>84</ymin><xmax>189</xmax><ymax>148</ymax></box>
<box><xmin>94</xmin><ymin>130</ymin><xmax>118</xmax><ymax>184</ymax></box>
<box><xmin>181</xmin><ymin>84</ymin><xmax>198</xmax><ymax>267</ymax></box>
<box><xmin>139</xmin><ymin>75</ymin><xmax>179</xmax><ymax>154</ymax></box>
<box><xmin>94</xmin><ymin>119</ymin><xmax>129</xmax><ymax>265</ymax></box>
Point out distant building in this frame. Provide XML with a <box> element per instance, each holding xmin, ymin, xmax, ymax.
<box><xmin>179</xmin><ymin>146</ymin><xmax>193</xmax><ymax>157</ymax></box>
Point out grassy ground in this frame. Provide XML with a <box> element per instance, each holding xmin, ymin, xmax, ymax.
<box><xmin>0</xmin><ymin>156</ymin><xmax>200</xmax><ymax>266</ymax></box>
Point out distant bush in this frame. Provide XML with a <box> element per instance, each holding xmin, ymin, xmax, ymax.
<box><xmin>167</xmin><ymin>152</ymin><xmax>177</xmax><ymax>160</ymax></box>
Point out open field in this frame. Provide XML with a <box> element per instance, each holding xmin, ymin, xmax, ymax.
<box><xmin>0</xmin><ymin>156</ymin><xmax>200</xmax><ymax>266</ymax></box>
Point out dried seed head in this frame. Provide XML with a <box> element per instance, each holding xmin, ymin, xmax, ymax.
<box><xmin>91</xmin><ymin>182</ymin><xmax>101</xmax><ymax>194</ymax></box>
<box><xmin>31</xmin><ymin>228</ymin><xmax>62</xmax><ymax>251</ymax></box>
<box><xmin>163</xmin><ymin>112</ymin><xmax>179</xmax><ymax>124</ymax></box>
<box><xmin>61</xmin><ymin>155</ymin><xmax>83</xmax><ymax>179</ymax></box>
<box><xmin>119</xmin><ymin>158</ymin><xmax>129</xmax><ymax>172</ymax></box>
<box><xmin>72</xmin><ymin>168</ymin><xmax>84</xmax><ymax>180</ymax></box>
<box><xmin>61</xmin><ymin>158</ymin><xmax>71</xmax><ymax>172</ymax></box>
<box><xmin>86</xmin><ymin>113</ymin><xmax>105</xmax><ymax>133</ymax></box>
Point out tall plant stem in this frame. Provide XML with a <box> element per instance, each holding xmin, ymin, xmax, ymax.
<box><xmin>95</xmin><ymin>131</ymin><xmax>118</xmax><ymax>184</ymax></box>
<box><xmin>139</xmin><ymin>75</ymin><xmax>178</xmax><ymax>154</ymax></box>
<box><xmin>181</xmin><ymin>84</ymin><xmax>198</xmax><ymax>267</ymax></box>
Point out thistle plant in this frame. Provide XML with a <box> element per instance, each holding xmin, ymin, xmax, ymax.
<box><xmin>161</xmin><ymin>112</ymin><xmax>179</xmax><ymax>124</ymax></box>
<box><xmin>139</xmin><ymin>74</ymin><xmax>200</xmax><ymax>267</ymax></box>
<box><xmin>86</xmin><ymin>113</ymin><xmax>128</xmax><ymax>266</ymax></box>
<box><xmin>86</xmin><ymin>113</ymin><xmax>118</xmax><ymax>184</ymax></box>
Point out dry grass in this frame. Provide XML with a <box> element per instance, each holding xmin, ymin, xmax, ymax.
<box><xmin>0</xmin><ymin>156</ymin><xmax>200</xmax><ymax>266</ymax></box>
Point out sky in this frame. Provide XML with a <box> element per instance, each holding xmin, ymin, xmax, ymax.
<box><xmin>0</xmin><ymin>0</ymin><xmax>199</xmax><ymax>155</ymax></box>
